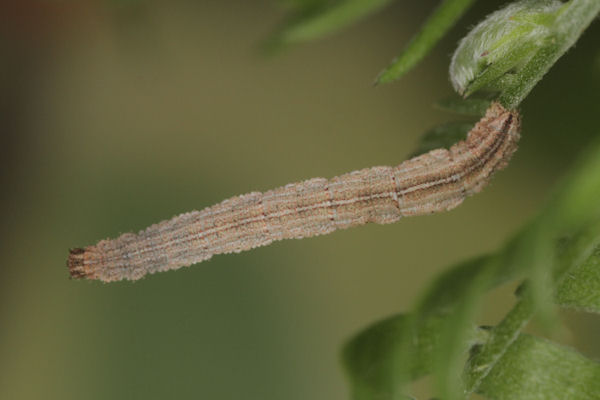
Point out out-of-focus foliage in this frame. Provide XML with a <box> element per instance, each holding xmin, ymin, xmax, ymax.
<box><xmin>268</xmin><ymin>0</ymin><xmax>394</xmax><ymax>48</ymax></box>
<box><xmin>377</xmin><ymin>0</ymin><xmax>477</xmax><ymax>84</ymax></box>
<box><xmin>327</xmin><ymin>1</ymin><xmax>600</xmax><ymax>399</ymax></box>
<box><xmin>343</xmin><ymin>144</ymin><xmax>600</xmax><ymax>397</ymax></box>
<box><xmin>268</xmin><ymin>0</ymin><xmax>476</xmax><ymax>83</ymax></box>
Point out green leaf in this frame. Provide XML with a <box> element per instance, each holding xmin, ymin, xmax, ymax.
<box><xmin>464</xmin><ymin>297</ymin><xmax>535</xmax><ymax>394</ymax></box>
<box><xmin>525</xmin><ymin>132</ymin><xmax>600</xmax><ymax>319</ymax></box>
<box><xmin>497</xmin><ymin>130</ymin><xmax>600</xmax><ymax>324</ymax></box>
<box><xmin>269</xmin><ymin>0</ymin><xmax>393</xmax><ymax>46</ymax></box>
<box><xmin>464</xmin><ymin>220</ymin><xmax>600</xmax><ymax>395</ymax></box>
<box><xmin>477</xmin><ymin>334</ymin><xmax>600</xmax><ymax>400</ymax></box>
<box><xmin>342</xmin><ymin>309</ymin><xmax>491</xmax><ymax>400</ymax></box>
<box><xmin>415</xmin><ymin>256</ymin><xmax>500</xmax><ymax>314</ymax></box>
<box><xmin>544</xmin><ymin>139</ymin><xmax>600</xmax><ymax>233</ymax></box>
<box><xmin>342</xmin><ymin>255</ymin><xmax>509</xmax><ymax>399</ymax></box>
<box><xmin>377</xmin><ymin>0</ymin><xmax>477</xmax><ymax>84</ymax></box>
<box><xmin>405</xmin><ymin>256</ymin><xmax>501</xmax><ymax>399</ymax></box>
<box><xmin>342</xmin><ymin>313</ymin><xmax>443</xmax><ymax>399</ymax></box>
<box><xmin>430</xmin><ymin>262</ymin><xmax>495</xmax><ymax>400</ymax></box>
<box><xmin>556</xmin><ymin>245</ymin><xmax>600</xmax><ymax>313</ymax></box>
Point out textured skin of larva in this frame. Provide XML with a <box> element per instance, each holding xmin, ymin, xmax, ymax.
<box><xmin>68</xmin><ymin>102</ymin><xmax>520</xmax><ymax>282</ymax></box>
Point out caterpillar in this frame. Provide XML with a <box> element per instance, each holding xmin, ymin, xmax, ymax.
<box><xmin>68</xmin><ymin>102</ymin><xmax>520</xmax><ymax>282</ymax></box>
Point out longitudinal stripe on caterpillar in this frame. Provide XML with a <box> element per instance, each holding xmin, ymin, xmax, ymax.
<box><xmin>68</xmin><ymin>102</ymin><xmax>521</xmax><ymax>282</ymax></box>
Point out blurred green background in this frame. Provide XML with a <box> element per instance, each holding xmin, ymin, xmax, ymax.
<box><xmin>1</xmin><ymin>1</ymin><xmax>598</xmax><ymax>399</ymax></box>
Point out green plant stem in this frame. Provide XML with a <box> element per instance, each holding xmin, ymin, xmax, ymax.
<box><xmin>499</xmin><ymin>0</ymin><xmax>600</xmax><ymax>108</ymax></box>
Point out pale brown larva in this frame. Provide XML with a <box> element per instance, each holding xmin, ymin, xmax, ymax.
<box><xmin>68</xmin><ymin>102</ymin><xmax>520</xmax><ymax>282</ymax></box>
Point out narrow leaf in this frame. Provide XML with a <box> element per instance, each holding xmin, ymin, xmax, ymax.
<box><xmin>376</xmin><ymin>0</ymin><xmax>477</xmax><ymax>84</ymax></box>
<box><xmin>270</xmin><ymin>0</ymin><xmax>393</xmax><ymax>46</ymax></box>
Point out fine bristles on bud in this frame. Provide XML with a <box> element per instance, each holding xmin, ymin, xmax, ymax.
<box><xmin>449</xmin><ymin>0</ymin><xmax>565</xmax><ymax>97</ymax></box>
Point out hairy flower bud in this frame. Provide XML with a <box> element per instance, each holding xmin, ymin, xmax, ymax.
<box><xmin>450</xmin><ymin>0</ymin><xmax>565</xmax><ymax>96</ymax></box>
